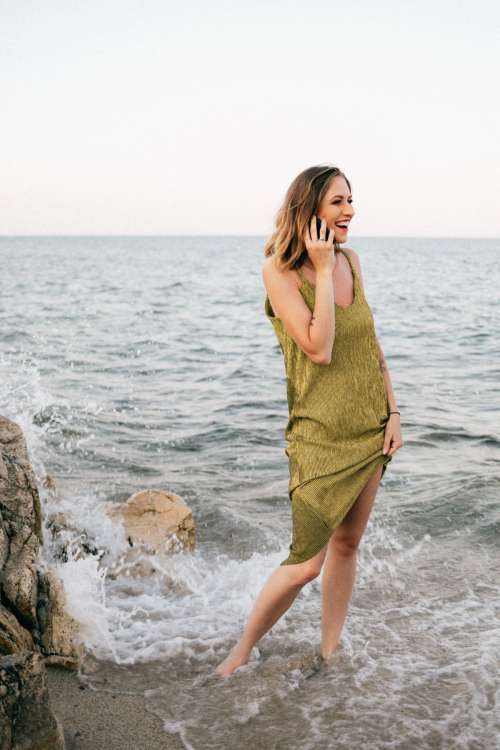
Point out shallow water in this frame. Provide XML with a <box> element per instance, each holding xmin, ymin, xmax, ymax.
<box><xmin>1</xmin><ymin>235</ymin><xmax>499</xmax><ymax>748</ymax></box>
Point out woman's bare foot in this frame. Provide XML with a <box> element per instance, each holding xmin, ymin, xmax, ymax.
<box><xmin>215</xmin><ymin>644</ymin><xmax>251</xmax><ymax>678</ymax></box>
<box><xmin>320</xmin><ymin>642</ymin><xmax>339</xmax><ymax>662</ymax></box>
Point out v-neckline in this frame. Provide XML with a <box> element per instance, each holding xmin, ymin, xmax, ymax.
<box><xmin>297</xmin><ymin>248</ymin><xmax>357</xmax><ymax>311</ymax></box>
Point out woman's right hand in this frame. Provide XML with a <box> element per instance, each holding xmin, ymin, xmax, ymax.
<box><xmin>303</xmin><ymin>216</ymin><xmax>336</xmax><ymax>272</ymax></box>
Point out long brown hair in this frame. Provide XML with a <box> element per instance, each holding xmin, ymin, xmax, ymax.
<box><xmin>263</xmin><ymin>165</ymin><xmax>352</xmax><ymax>271</ymax></box>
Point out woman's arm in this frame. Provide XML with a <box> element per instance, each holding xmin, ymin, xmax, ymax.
<box><xmin>262</xmin><ymin>256</ymin><xmax>336</xmax><ymax>366</ymax></box>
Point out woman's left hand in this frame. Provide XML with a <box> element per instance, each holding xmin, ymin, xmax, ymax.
<box><xmin>383</xmin><ymin>414</ymin><xmax>403</xmax><ymax>456</ymax></box>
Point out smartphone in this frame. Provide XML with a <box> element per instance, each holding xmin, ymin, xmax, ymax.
<box><xmin>315</xmin><ymin>216</ymin><xmax>323</xmax><ymax>238</ymax></box>
<box><xmin>314</xmin><ymin>215</ymin><xmax>331</xmax><ymax>240</ymax></box>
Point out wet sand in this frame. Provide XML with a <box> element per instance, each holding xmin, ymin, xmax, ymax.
<box><xmin>46</xmin><ymin>664</ymin><xmax>183</xmax><ymax>750</ymax></box>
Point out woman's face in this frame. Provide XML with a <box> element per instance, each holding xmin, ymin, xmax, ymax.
<box><xmin>317</xmin><ymin>175</ymin><xmax>355</xmax><ymax>243</ymax></box>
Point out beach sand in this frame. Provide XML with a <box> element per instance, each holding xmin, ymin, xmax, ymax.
<box><xmin>46</xmin><ymin>663</ymin><xmax>183</xmax><ymax>750</ymax></box>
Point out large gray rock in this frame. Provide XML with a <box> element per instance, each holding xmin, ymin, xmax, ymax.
<box><xmin>0</xmin><ymin>415</ymin><xmax>78</xmax><ymax>748</ymax></box>
<box><xmin>0</xmin><ymin>650</ymin><xmax>66</xmax><ymax>750</ymax></box>
<box><xmin>0</xmin><ymin>603</ymin><xmax>35</xmax><ymax>654</ymax></box>
<box><xmin>0</xmin><ymin>416</ymin><xmax>81</xmax><ymax>665</ymax></box>
<box><xmin>0</xmin><ymin>418</ymin><xmax>43</xmax><ymax>631</ymax></box>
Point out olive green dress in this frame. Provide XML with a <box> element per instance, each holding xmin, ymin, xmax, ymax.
<box><xmin>264</xmin><ymin>248</ymin><xmax>392</xmax><ymax>566</ymax></box>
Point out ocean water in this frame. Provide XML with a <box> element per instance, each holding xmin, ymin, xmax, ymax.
<box><xmin>1</xmin><ymin>235</ymin><xmax>499</xmax><ymax>749</ymax></box>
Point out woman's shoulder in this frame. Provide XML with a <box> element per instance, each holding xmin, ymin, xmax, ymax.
<box><xmin>262</xmin><ymin>255</ymin><xmax>301</xmax><ymax>287</ymax></box>
<box><xmin>262</xmin><ymin>255</ymin><xmax>277</xmax><ymax>275</ymax></box>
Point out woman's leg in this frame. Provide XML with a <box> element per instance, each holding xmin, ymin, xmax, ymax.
<box><xmin>215</xmin><ymin>545</ymin><xmax>329</xmax><ymax>677</ymax></box>
<box><xmin>320</xmin><ymin>463</ymin><xmax>384</xmax><ymax>660</ymax></box>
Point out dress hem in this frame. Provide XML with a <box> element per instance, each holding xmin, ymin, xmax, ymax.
<box><xmin>279</xmin><ymin>453</ymin><xmax>391</xmax><ymax>566</ymax></box>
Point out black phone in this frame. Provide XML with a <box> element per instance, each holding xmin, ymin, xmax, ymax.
<box><xmin>314</xmin><ymin>215</ymin><xmax>330</xmax><ymax>240</ymax></box>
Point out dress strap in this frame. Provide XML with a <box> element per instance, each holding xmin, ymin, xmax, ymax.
<box><xmin>296</xmin><ymin>267</ymin><xmax>306</xmax><ymax>281</ymax></box>
<box><xmin>338</xmin><ymin>248</ymin><xmax>357</xmax><ymax>280</ymax></box>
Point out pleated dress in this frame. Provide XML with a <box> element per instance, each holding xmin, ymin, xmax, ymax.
<box><xmin>264</xmin><ymin>248</ymin><xmax>392</xmax><ymax>566</ymax></box>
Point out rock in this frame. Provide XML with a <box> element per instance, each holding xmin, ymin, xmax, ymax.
<box><xmin>1</xmin><ymin>415</ymin><xmax>81</xmax><ymax>747</ymax></box>
<box><xmin>43</xmin><ymin>473</ymin><xmax>58</xmax><ymax>495</ymax></box>
<box><xmin>36</xmin><ymin>570</ymin><xmax>85</xmax><ymax>667</ymax></box>
<box><xmin>45</xmin><ymin>511</ymin><xmax>101</xmax><ymax>562</ymax></box>
<box><xmin>106</xmin><ymin>557</ymin><xmax>160</xmax><ymax>579</ymax></box>
<box><xmin>0</xmin><ymin>415</ymin><xmax>197</xmax><ymax>744</ymax></box>
<box><xmin>0</xmin><ymin>603</ymin><xmax>35</xmax><ymax>654</ymax></box>
<box><xmin>0</xmin><ymin>416</ymin><xmax>82</xmax><ymax>664</ymax></box>
<box><xmin>0</xmin><ymin>418</ymin><xmax>43</xmax><ymax>630</ymax></box>
<box><xmin>42</xmin><ymin>654</ymin><xmax>81</xmax><ymax>670</ymax></box>
<box><xmin>1</xmin><ymin>522</ymin><xmax>40</xmax><ymax>631</ymax></box>
<box><xmin>107</xmin><ymin>488</ymin><xmax>196</xmax><ymax>556</ymax></box>
<box><xmin>0</xmin><ymin>417</ymin><xmax>43</xmax><ymax>543</ymax></box>
<box><xmin>0</xmin><ymin>650</ymin><xmax>66</xmax><ymax>750</ymax></box>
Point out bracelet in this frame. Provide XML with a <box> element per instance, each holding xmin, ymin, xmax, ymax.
<box><xmin>389</xmin><ymin>411</ymin><xmax>400</xmax><ymax>416</ymax></box>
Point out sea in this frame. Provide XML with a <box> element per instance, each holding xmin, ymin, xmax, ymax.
<box><xmin>1</xmin><ymin>235</ymin><xmax>499</xmax><ymax>749</ymax></box>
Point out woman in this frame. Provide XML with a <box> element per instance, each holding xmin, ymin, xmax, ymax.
<box><xmin>216</xmin><ymin>164</ymin><xmax>403</xmax><ymax>678</ymax></box>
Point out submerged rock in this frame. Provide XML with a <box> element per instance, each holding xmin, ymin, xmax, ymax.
<box><xmin>45</xmin><ymin>510</ymin><xmax>101</xmax><ymax>563</ymax></box>
<box><xmin>107</xmin><ymin>488</ymin><xmax>196</xmax><ymax>557</ymax></box>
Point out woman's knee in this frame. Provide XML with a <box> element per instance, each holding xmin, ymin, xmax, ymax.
<box><xmin>288</xmin><ymin>558</ymin><xmax>323</xmax><ymax>584</ymax></box>
<box><xmin>331</xmin><ymin>533</ymin><xmax>361</xmax><ymax>557</ymax></box>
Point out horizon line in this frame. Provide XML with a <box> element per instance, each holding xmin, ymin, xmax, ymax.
<box><xmin>1</xmin><ymin>233</ymin><xmax>499</xmax><ymax>240</ymax></box>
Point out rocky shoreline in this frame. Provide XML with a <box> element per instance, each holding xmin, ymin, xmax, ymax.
<box><xmin>0</xmin><ymin>414</ymin><xmax>194</xmax><ymax>749</ymax></box>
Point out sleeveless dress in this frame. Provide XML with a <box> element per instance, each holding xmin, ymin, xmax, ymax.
<box><xmin>264</xmin><ymin>248</ymin><xmax>392</xmax><ymax>566</ymax></box>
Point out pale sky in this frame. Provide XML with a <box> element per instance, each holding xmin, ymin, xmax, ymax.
<box><xmin>1</xmin><ymin>0</ymin><xmax>499</xmax><ymax>236</ymax></box>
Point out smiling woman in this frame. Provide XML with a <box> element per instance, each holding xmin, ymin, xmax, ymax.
<box><xmin>216</xmin><ymin>164</ymin><xmax>402</xmax><ymax>678</ymax></box>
